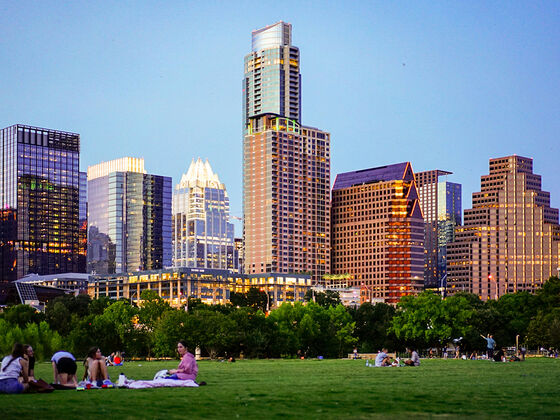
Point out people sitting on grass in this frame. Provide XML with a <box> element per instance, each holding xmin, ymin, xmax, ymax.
<box><xmin>166</xmin><ymin>341</ymin><xmax>198</xmax><ymax>381</ymax></box>
<box><xmin>84</xmin><ymin>347</ymin><xmax>113</xmax><ymax>387</ymax></box>
<box><xmin>0</xmin><ymin>343</ymin><xmax>29</xmax><ymax>394</ymax></box>
<box><xmin>51</xmin><ymin>350</ymin><xmax>78</xmax><ymax>388</ymax></box>
<box><xmin>374</xmin><ymin>348</ymin><xmax>392</xmax><ymax>367</ymax></box>
<box><xmin>493</xmin><ymin>348</ymin><xmax>506</xmax><ymax>362</ymax></box>
<box><xmin>404</xmin><ymin>348</ymin><xmax>420</xmax><ymax>366</ymax></box>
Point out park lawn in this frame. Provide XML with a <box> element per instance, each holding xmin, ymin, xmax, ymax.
<box><xmin>1</xmin><ymin>358</ymin><xmax>559</xmax><ymax>419</ymax></box>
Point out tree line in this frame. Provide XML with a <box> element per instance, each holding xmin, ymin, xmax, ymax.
<box><xmin>1</xmin><ymin>277</ymin><xmax>558</xmax><ymax>361</ymax></box>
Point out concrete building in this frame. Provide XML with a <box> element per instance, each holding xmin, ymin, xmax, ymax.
<box><xmin>243</xmin><ymin>23</ymin><xmax>330</xmax><ymax>282</ymax></box>
<box><xmin>87</xmin><ymin>157</ymin><xmax>172</xmax><ymax>274</ymax></box>
<box><xmin>447</xmin><ymin>155</ymin><xmax>560</xmax><ymax>299</ymax></box>
<box><xmin>172</xmin><ymin>158</ymin><xmax>236</xmax><ymax>270</ymax></box>
<box><xmin>331</xmin><ymin>162</ymin><xmax>425</xmax><ymax>304</ymax></box>
<box><xmin>0</xmin><ymin>124</ymin><xmax>86</xmax><ymax>281</ymax></box>
<box><xmin>415</xmin><ymin>170</ymin><xmax>461</xmax><ymax>289</ymax></box>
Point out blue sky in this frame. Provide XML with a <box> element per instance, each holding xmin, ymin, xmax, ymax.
<box><xmin>1</xmin><ymin>1</ymin><xmax>559</xmax><ymax>234</ymax></box>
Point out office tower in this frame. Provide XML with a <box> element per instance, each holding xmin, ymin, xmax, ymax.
<box><xmin>244</xmin><ymin>21</ymin><xmax>301</xmax><ymax>128</ymax></box>
<box><xmin>415</xmin><ymin>170</ymin><xmax>461</xmax><ymax>289</ymax></box>
<box><xmin>243</xmin><ymin>23</ymin><xmax>331</xmax><ymax>282</ymax></box>
<box><xmin>0</xmin><ymin>124</ymin><xmax>86</xmax><ymax>281</ymax></box>
<box><xmin>172</xmin><ymin>158</ymin><xmax>236</xmax><ymax>270</ymax></box>
<box><xmin>447</xmin><ymin>156</ymin><xmax>560</xmax><ymax>299</ymax></box>
<box><xmin>87</xmin><ymin>157</ymin><xmax>172</xmax><ymax>274</ymax></box>
<box><xmin>331</xmin><ymin>162</ymin><xmax>425</xmax><ymax>304</ymax></box>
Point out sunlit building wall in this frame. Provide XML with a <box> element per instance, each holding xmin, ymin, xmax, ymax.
<box><xmin>331</xmin><ymin>162</ymin><xmax>425</xmax><ymax>304</ymax></box>
<box><xmin>243</xmin><ymin>23</ymin><xmax>331</xmax><ymax>283</ymax></box>
<box><xmin>0</xmin><ymin>124</ymin><xmax>86</xmax><ymax>281</ymax></box>
<box><xmin>87</xmin><ymin>157</ymin><xmax>171</xmax><ymax>274</ymax></box>
<box><xmin>447</xmin><ymin>155</ymin><xmax>560</xmax><ymax>299</ymax></box>
<box><xmin>172</xmin><ymin>158</ymin><xmax>236</xmax><ymax>270</ymax></box>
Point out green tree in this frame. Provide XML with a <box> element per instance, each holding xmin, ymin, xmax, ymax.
<box><xmin>304</xmin><ymin>290</ymin><xmax>341</xmax><ymax>308</ymax></box>
<box><xmin>351</xmin><ymin>302</ymin><xmax>396</xmax><ymax>352</ymax></box>
<box><xmin>1</xmin><ymin>304</ymin><xmax>44</xmax><ymax>328</ymax></box>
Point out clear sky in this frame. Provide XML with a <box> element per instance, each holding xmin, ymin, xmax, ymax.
<box><xmin>1</xmin><ymin>1</ymin><xmax>559</xmax><ymax>235</ymax></box>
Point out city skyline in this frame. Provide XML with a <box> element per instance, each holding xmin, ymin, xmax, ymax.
<box><xmin>2</xmin><ymin>2</ymin><xmax>560</xmax><ymax>236</ymax></box>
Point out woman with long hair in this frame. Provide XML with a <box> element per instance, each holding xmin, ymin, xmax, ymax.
<box><xmin>167</xmin><ymin>341</ymin><xmax>198</xmax><ymax>381</ymax></box>
<box><xmin>84</xmin><ymin>347</ymin><xmax>112</xmax><ymax>387</ymax></box>
<box><xmin>0</xmin><ymin>343</ymin><xmax>29</xmax><ymax>394</ymax></box>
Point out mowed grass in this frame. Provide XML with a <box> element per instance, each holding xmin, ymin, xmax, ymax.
<box><xmin>1</xmin><ymin>358</ymin><xmax>559</xmax><ymax>419</ymax></box>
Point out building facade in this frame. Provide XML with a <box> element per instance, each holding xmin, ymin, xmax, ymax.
<box><xmin>415</xmin><ymin>170</ymin><xmax>461</xmax><ymax>289</ymax></box>
<box><xmin>89</xmin><ymin>267</ymin><xmax>312</xmax><ymax>308</ymax></box>
<box><xmin>0</xmin><ymin>124</ymin><xmax>86</xmax><ymax>281</ymax></box>
<box><xmin>331</xmin><ymin>162</ymin><xmax>425</xmax><ymax>304</ymax></box>
<box><xmin>447</xmin><ymin>155</ymin><xmax>560</xmax><ymax>299</ymax></box>
<box><xmin>87</xmin><ymin>157</ymin><xmax>172</xmax><ymax>274</ymax></box>
<box><xmin>243</xmin><ymin>23</ymin><xmax>331</xmax><ymax>283</ymax></box>
<box><xmin>172</xmin><ymin>158</ymin><xmax>237</xmax><ymax>270</ymax></box>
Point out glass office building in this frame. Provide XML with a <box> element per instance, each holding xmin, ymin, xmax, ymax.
<box><xmin>172</xmin><ymin>158</ymin><xmax>236</xmax><ymax>270</ymax></box>
<box><xmin>87</xmin><ymin>157</ymin><xmax>172</xmax><ymax>274</ymax></box>
<box><xmin>0</xmin><ymin>124</ymin><xmax>86</xmax><ymax>281</ymax></box>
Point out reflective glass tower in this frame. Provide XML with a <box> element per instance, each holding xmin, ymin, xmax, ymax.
<box><xmin>172</xmin><ymin>158</ymin><xmax>236</xmax><ymax>270</ymax></box>
<box><xmin>243</xmin><ymin>21</ymin><xmax>301</xmax><ymax>130</ymax></box>
<box><xmin>243</xmin><ymin>23</ymin><xmax>330</xmax><ymax>283</ymax></box>
<box><xmin>0</xmin><ymin>124</ymin><xmax>86</xmax><ymax>281</ymax></box>
<box><xmin>415</xmin><ymin>170</ymin><xmax>461</xmax><ymax>289</ymax></box>
<box><xmin>87</xmin><ymin>157</ymin><xmax>172</xmax><ymax>274</ymax></box>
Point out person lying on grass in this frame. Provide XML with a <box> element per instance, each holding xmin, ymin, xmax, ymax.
<box><xmin>165</xmin><ymin>341</ymin><xmax>198</xmax><ymax>381</ymax></box>
<box><xmin>83</xmin><ymin>347</ymin><xmax>113</xmax><ymax>387</ymax></box>
<box><xmin>0</xmin><ymin>343</ymin><xmax>29</xmax><ymax>394</ymax></box>
<box><xmin>51</xmin><ymin>350</ymin><xmax>78</xmax><ymax>387</ymax></box>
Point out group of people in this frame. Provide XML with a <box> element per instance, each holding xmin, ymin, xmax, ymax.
<box><xmin>369</xmin><ymin>348</ymin><xmax>420</xmax><ymax>367</ymax></box>
<box><xmin>0</xmin><ymin>340</ymin><xmax>198</xmax><ymax>394</ymax></box>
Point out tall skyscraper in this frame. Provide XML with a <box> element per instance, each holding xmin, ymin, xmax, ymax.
<box><xmin>172</xmin><ymin>158</ymin><xmax>236</xmax><ymax>270</ymax></box>
<box><xmin>87</xmin><ymin>157</ymin><xmax>172</xmax><ymax>274</ymax></box>
<box><xmin>0</xmin><ymin>124</ymin><xmax>86</xmax><ymax>281</ymax></box>
<box><xmin>447</xmin><ymin>155</ymin><xmax>560</xmax><ymax>299</ymax></box>
<box><xmin>243</xmin><ymin>22</ymin><xmax>330</xmax><ymax>282</ymax></box>
<box><xmin>331</xmin><ymin>162</ymin><xmax>425</xmax><ymax>304</ymax></box>
<box><xmin>243</xmin><ymin>21</ymin><xmax>301</xmax><ymax>128</ymax></box>
<box><xmin>415</xmin><ymin>170</ymin><xmax>461</xmax><ymax>289</ymax></box>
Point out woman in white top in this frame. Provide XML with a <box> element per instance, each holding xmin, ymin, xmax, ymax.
<box><xmin>0</xmin><ymin>343</ymin><xmax>29</xmax><ymax>394</ymax></box>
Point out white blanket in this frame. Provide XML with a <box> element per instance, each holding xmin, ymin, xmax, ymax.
<box><xmin>124</xmin><ymin>378</ymin><xmax>199</xmax><ymax>389</ymax></box>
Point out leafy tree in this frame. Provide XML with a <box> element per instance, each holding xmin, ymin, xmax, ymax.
<box><xmin>189</xmin><ymin>309</ymin><xmax>237</xmax><ymax>359</ymax></box>
<box><xmin>351</xmin><ymin>302</ymin><xmax>396</xmax><ymax>352</ymax></box>
<box><xmin>304</xmin><ymin>290</ymin><xmax>341</xmax><ymax>308</ymax></box>
<box><xmin>152</xmin><ymin>309</ymin><xmax>191</xmax><ymax>357</ymax></box>
<box><xmin>1</xmin><ymin>304</ymin><xmax>44</xmax><ymax>328</ymax></box>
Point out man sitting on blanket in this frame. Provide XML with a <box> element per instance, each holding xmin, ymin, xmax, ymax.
<box><xmin>374</xmin><ymin>348</ymin><xmax>392</xmax><ymax>367</ymax></box>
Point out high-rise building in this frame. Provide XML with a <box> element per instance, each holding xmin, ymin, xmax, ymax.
<box><xmin>243</xmin><ymin>23</ymin><xmax>330</xmax><ymax>282</ymax></box>
<box><xmin>331</xmin><ymin>162</ymin><xmax>425</xmax><ymax>304</ymax></box>
<box><xmin>172</xmin><ymin>158</ymin><xmax>237</xmax><ymax>270</ymax></box>
<box><xmin>243</xmin><ymin>21</ymin><xmax>301</xmax><ymax>128</ymax></box>
<box><xmin>87</xmin><ymin>157</ymin><xmax>172</xmax><ymax>274</ymax></box>
<box><xmin>447</xmin><ymin>155</ymin><xmax>560</xmax><ymax>299</ymax></box>
<box><xmin>0</xmin><ymin>124</ymin><xmax>86</xmax><ymax>281</ymax></box>
<box><xmin>415</xmin><ymin>170</ymin><xmax>461</xmax><ymax>289</ymax></box>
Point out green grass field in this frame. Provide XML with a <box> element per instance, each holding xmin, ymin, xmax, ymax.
<box><xmin>1</xmin><ymin>358</ymin><xmax>559</xmax><ymax>419</ymax></box>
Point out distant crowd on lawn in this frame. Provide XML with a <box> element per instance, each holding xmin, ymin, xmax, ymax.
<box><xmin>0</xmin><ymin>340</ymin><xmax>200</xmax><ymax>394</ymax></box>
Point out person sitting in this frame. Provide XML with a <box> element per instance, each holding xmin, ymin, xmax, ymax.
<box><xmin>23</xmin><ymin>344</ymin><xmax>35</xmax><ymax>381</ymax></box>
<box><xmin>166</xmin><ymin>341</ymin><xmax>198</xmax><ymax>381</ymax></box>
<box><xmin>0</xmin><ymin>343</ymin><xmax>29</xmax><ymax>394</ymax></box>
<box><xmin>493</xmin><ymin>348</ymin><xmax>505</xmax><ymax>362</ymax></box>
<box><xmin>51</xmin><ymin>350</ymin><xmax>78</xmax><ymax>387</ymax></box>
<box><xmin>84</xmin><ymin>347</ymin><xmax>112</xmax><ymax>387</ymax></box>
<box><xmin>404</xmin><ymin>347</ymin><xmax>420</xmax><ymax>366</ymax></box>
<box><xmin>374</xmin><ymin>348</ymin><xmax>391</xmax><ymax>367</ymax></box>
<box><xmin>113</xmin><ymin>351</ymin><xmax>123</xmax><ymax>366</ymax></box>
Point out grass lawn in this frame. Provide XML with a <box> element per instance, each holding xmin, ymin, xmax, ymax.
<box><xmin>1</xmin><ymin>358</ymin><xmax>559</xmax><ymax>419</ymax></box>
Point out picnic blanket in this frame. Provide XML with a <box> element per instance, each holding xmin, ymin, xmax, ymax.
<box><xmin>123</xmin><ymin>378</ymin><xmax>199</xmax><ymax>389</ymax></box>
